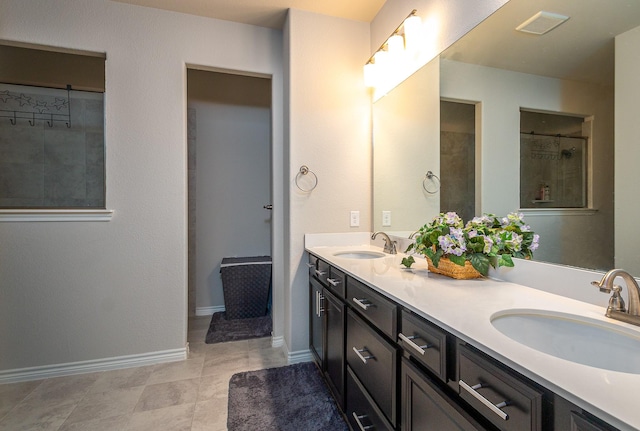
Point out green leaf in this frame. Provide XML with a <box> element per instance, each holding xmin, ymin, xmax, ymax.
<box><xmin>401</xmin><ymin>256</ymin><xmax>415</xmax><ymax>268</ymax></box>
<box><xmin>449</xmin><ymin>254</ymin><xmax>466</xmax><ymax>266</ymax></box>
<box><xmin>470</xmin><ymin>253</ymin><xmax>490</xmax><ymax>275</ymax></box>
<box><xmin>498</xmin><ymin>254</ymin><xmax>515</xmax><ymax>267</ymax></box>
<box><xmin>429</xmin><ymin>248</ymin><xmax>443</xmax><ymax>267</ymax></box>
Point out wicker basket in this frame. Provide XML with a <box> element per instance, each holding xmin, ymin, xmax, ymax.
<box><xmin>426</xmin><ymin>256</ymin><xmax>482</xmax><ymax>279</ymax></box>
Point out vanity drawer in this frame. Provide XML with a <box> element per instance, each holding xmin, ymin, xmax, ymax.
<box><xmin>346</xmin><ymin>366</ymin><xmax>394</xmax><ymax>431</ymax></box>
<box><xmin>347</xmin><ymin>277</ymin><xmax>397</xmax><ymax>339</ymax></box>
<box><xmin>458</xmin><ymin>343</ymin><xmax>543</xmax><ymax>431</ymax></box>
<box><xmin>314</xmin><ymin>259</ymin><xmax>331</xmax><ymax>284</ymax></box>
<box><xmin>326</xmin><ymin>266</ymin><xmax>345</xmax><ymax>298</ymax></box>
<box><xmin>401</xmin><ymin>357</ymin><xmax>489</xmax><ymax>431</ymax></box>
<box><xmin>346</xmin><ymin>309</ymin><xmax>398</xmax><ymax>426</ymax></box>
<box><xmin>307</xmin><ymin>253</ymin><xmax>318</xmax><ymax>277</ymax></box>
<box><xmin>399</xmin><ymin>309</ymin><xmax>447</xmax><ymax>382</ymax></box>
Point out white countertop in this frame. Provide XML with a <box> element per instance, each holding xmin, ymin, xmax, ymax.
<box><xmin>305</xmin><ymin>234</ymin><xmax>640</xmax><ymax>431</ymax></box>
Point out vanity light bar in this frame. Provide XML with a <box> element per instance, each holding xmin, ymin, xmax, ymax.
<box><xmin>364</xmin><ymin>9</ymin><xmax>420</xmax><ymax>88</ymax></box>
<box><xmin>516</xmin><ymin>11</ymin><xmax>569</xmax><ymax>35</ymax></box>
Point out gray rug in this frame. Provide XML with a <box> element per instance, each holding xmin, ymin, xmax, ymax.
<box><xmin>227</xmin><ymin>362</ymin><xmax>348</xmax><ymax>431</ymax></box>
<box><xmin>205</xmin><ymin>312</ymin><xmax>272</xmax><ymax>344</ymax></box>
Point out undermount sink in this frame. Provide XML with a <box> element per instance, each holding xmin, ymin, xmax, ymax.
<box><xmin>333</xmin><ymin>250</ymin><xmax>386</xmax><ymax>259</ymax></box>
<box><xmin>491</xmin><ymin>309</ymin><xmax>640</xmax><ymax>374</ymax></box>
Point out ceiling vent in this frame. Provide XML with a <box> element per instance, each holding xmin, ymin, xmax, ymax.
<box><xmin>516</xmin><ymin>11</ymin><xmax>569</xmax><ymax>35</ymax></box>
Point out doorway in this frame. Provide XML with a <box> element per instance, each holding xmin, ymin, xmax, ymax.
<box><xmin>440</xmin><ymin>100</ymin><xmax>476</xmax><ymax>221</ymax></box>
<box><xmin>187</xmin><ymin>69</ymin><xmax>273</xmax><ymax>339</ymax></box>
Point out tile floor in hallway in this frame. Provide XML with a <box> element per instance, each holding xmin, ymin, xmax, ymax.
<box><xmin>0</xmin><ymin>316</ymin><xmax>287</xmax><ymax>431</ymax></box>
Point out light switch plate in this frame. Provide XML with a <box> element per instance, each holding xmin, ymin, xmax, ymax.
<box><xmin>350</xmin><ymin>211</ymin><xmax>360</xmax><ymax>227</ymax></box>
<box><xmin>382</xmin><ymin>211</ymin><xmax>391</xmax><ymax>227</ymax></box>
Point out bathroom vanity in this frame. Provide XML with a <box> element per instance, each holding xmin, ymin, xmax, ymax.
<box><xmin>305</xmin><ymin>233</ymin><xmax>640</xmax><ymax>431</ymax></box>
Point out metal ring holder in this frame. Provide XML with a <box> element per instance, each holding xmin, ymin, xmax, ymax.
<box><xmin>295</xmin><ymin>165</ymin><xmax>318</xmax><ymax>192</ymax></box>
<box><xmin>422</xmin><ymin>171</ymin><xmax>440</xmax><ymax>194</ymax></box>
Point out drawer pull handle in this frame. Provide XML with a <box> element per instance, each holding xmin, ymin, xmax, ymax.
<box><xmin>327</xmin><ymin>278</ymin><xmax>340</xmax><ymax>287</ymax></box>
<box><xmin>352</xmin><ymin>412</ymin><xmax>374</xmax><ymax>430</ymax></box>
<box><xmin>314</xmin><ymin>269</ymin><xmax>326</xmax><ymax>277</ymax></box>
<box><xmin>352</xmin><ymin>297</ymin><xmax>373</xmax><ymax>310</ymax></box>
<box><xmin>398</xmin><ymin>332</ymin><xmax>431</xmax><ymax>355</ymax></box>
<box><xmin>306</xmin><ymin>263</ymin><xmax>315</xmax><ymax>268</ymax></box>
<box><xmin>315</xmin><ymin>291</ymin><xmax>324</xmax><ymax>317</ymax></box>
<box><xmin>459</xmin><ymin>380</ymin><xmax>509</xmax><ymax>421</ymax></box>
<box><xmin>352</xmin><ymin>347</ymin><xmax>375</xmax><ymax>364</ymax></box>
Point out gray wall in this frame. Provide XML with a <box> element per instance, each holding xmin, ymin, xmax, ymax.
<box><xmin>0</xmin><ymin>0</ymin><xmax>283</xmax><ymax>373</ymax></box>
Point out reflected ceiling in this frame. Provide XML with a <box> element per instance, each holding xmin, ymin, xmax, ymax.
<box><xmin>441</xmin><ymin>0</ymin><xmax>640</xmax><ymax>86</ymax></box>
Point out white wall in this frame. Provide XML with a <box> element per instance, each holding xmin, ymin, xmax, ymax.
<box><xmin>187</xmin><ymin>71</ymin><xmax>272</xmax><ymax>312</ymax></box>
<box><xmin>615</xmin><ymin>25</ymin><xmax>640</xmax><ymax>274</ymax></box>
<box><xmin>0</xmin><ymin>0</ymin><xmax>283</xmax><ymax>374</ymax></box>
<box><xmin>284</xmin><ymin>9</ymin><xmax>371</xmax><ymax>358</ymax></box>
<box><xmin>441</xmin><ymin>60</ymin><xmax>614</xmax><ymax>270</ymax></box>
<box><xmin>373</xmin><ymin>58</ymin><xmax>440</xmax><ymax>231</ymax></box>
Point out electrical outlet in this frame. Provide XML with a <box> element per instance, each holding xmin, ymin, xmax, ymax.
<box><xmin>382</xmin><ymin>211</ymin><xmax>391</xmax><ymax>227</ymax></box>
<box><xmin>350</xmin><ymin>211</ymin><xmax>360</xmax><ymax>227</ymax></box>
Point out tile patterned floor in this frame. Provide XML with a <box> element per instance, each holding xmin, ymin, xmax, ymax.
<box><xmin>0</xmin><ymin>316</ymin><xmax>286</xmax><ymax>431</ymax></box>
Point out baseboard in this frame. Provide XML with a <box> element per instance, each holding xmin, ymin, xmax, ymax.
<box><xmin>0</xmin><ymin>348</ymin><xmax>187</xmax><ymax>384</ymax></box>
<box><xmin>271</xmin><ymin>335</ymin><xmax>284</xmax><ymax>348</ymax></box>
<box><xmin>195</xmin><ymin>305</ymin><xmax>225</xmax><ymax>316</ymax></box>
<box><xmin>287</xmin><ymin>348</ymin><xmax>313</xmax><ymax>364</ymax></box>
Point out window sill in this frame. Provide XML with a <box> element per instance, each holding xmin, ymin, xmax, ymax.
<box><xmin>519</xmin><ymin>208</ymin><xmax>597</xmax><ymax>216</ymax></box>
<box><xmin>0</xmin><ymin>209</ymin><xmax>114</xmax><ymax>222</ymax></box>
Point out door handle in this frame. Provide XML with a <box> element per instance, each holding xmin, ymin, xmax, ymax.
<box><xmin>263</xmin><ymin>204</ymin><xmax>273</xmax><ymax>210</ymax></box>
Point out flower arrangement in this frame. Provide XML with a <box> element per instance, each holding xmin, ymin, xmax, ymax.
<box><xmin>405</xmin><ymin>212</ymin><xmax>539</xmax><ymax>277</ymax></box>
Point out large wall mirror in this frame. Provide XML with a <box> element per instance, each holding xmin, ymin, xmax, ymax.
<box><xmin>373</xmin><ymin>0</ymin><xmax>640</xmax><ymax>275</ymax></box>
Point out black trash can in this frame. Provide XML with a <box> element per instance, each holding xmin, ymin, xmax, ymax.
<box><xmin>220</xmin><ymin>256</ymin><xmax>272</xmax><ymax>320</ymax></box>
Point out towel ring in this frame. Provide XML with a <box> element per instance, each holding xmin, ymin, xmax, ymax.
<box><xmin>422</xmin><ymin>171</ymin><xmax>440</xmax><ymax>194</ymax></box>
<box><xmin>295</xmin><ymin>165</ymin><xmax>318</xmax><ymax>192</ymax></box>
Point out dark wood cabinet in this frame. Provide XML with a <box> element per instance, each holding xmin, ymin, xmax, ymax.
<box><xmin>346</xmin><ymin>308</ymin><xmax>399</xmax><ymax>426</ymax></box>
<box><xmin>570</xmin><ymin>411</ymin><xmax>620</xmax><ymax>431</ymax></box>
<box><xmin>346</xmin><ymin>365</ymin><xmax>394</xmax><ymax>431</ymax></box>
<box><xmin>309</xmin><ymin>276</ymin><xmax>324</xmax><ymax>365</ymax></box>
<box><xmin>458</xmin><ymin>343</ymin><xmax>543</xmax><ymax>431</ymax></box>
<box><xmin>402</xmin><ymin>358</ymin><xmax>488</xmax><ymax>431</ymax></box>
<box><xmin>308</xmin><ymin>254</ymin><xmax>346</xmax><ymax>409</ymax></box>
<box><xmin>306</xmin><ymin>251</ymin><xmax>621</xmax><ymax>431</ymax></box>
<box><xmin>324</xmin><ymin>288</ymin><xmax>345</xmax><ymax>409</ymax></box>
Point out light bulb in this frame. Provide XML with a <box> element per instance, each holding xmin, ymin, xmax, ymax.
<box><xmin>403</xmin><ymin>15</ymin><xmax>422</xmax><ymax>53</ymax></box>
<box><xmin>363</xmin><ymin>62</ymin><xmax>377</xmax><ymax>88</ymax></box>
<box><xmin>387</xmin><ymin>34</ymin><xmax>404</xmax><ymax>57</ymax></box>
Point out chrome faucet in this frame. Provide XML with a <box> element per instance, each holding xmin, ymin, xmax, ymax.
<box><xmin>592</xmin><ymin>268</ymin><xmax>640</xmax><ymax>327</ymax></box>
<box><xmin>371</xmin><ymin>231</ymin><xmax>397</xmax><ymax>254</ymax></box>
<box><xmin>409</xmin><ymin>230</ymin><xmax>420</xmax><ymax>239</ymax></box>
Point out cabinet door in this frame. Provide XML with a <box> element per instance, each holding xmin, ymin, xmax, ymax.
<box><xmin>347</xmin><ymin>309</ymin><xmax>398</xmax><ymax>426</ymax></box>
<box><xmin>324</xmin><ymin>288</ymin><xmax>345</xmax><ymax>409</ymax></box>
<box><xmin>309</xmin><ymin>277</ymin><xmax>324</xmax><ymax>366</ymax></box>
<box><xmin>570</xmin><ymin>411</ymin><xmax>619</xmax><ymax>431</ymax></box>
<box><xmin>402</xmin><ymin>358</ymin><xmax>488</xmax><ymax>431</ymax></box>
<box><xmin>346</xmin><ymin>366</ymin><xmax>394</xmax><ymax>431</ymax></box>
